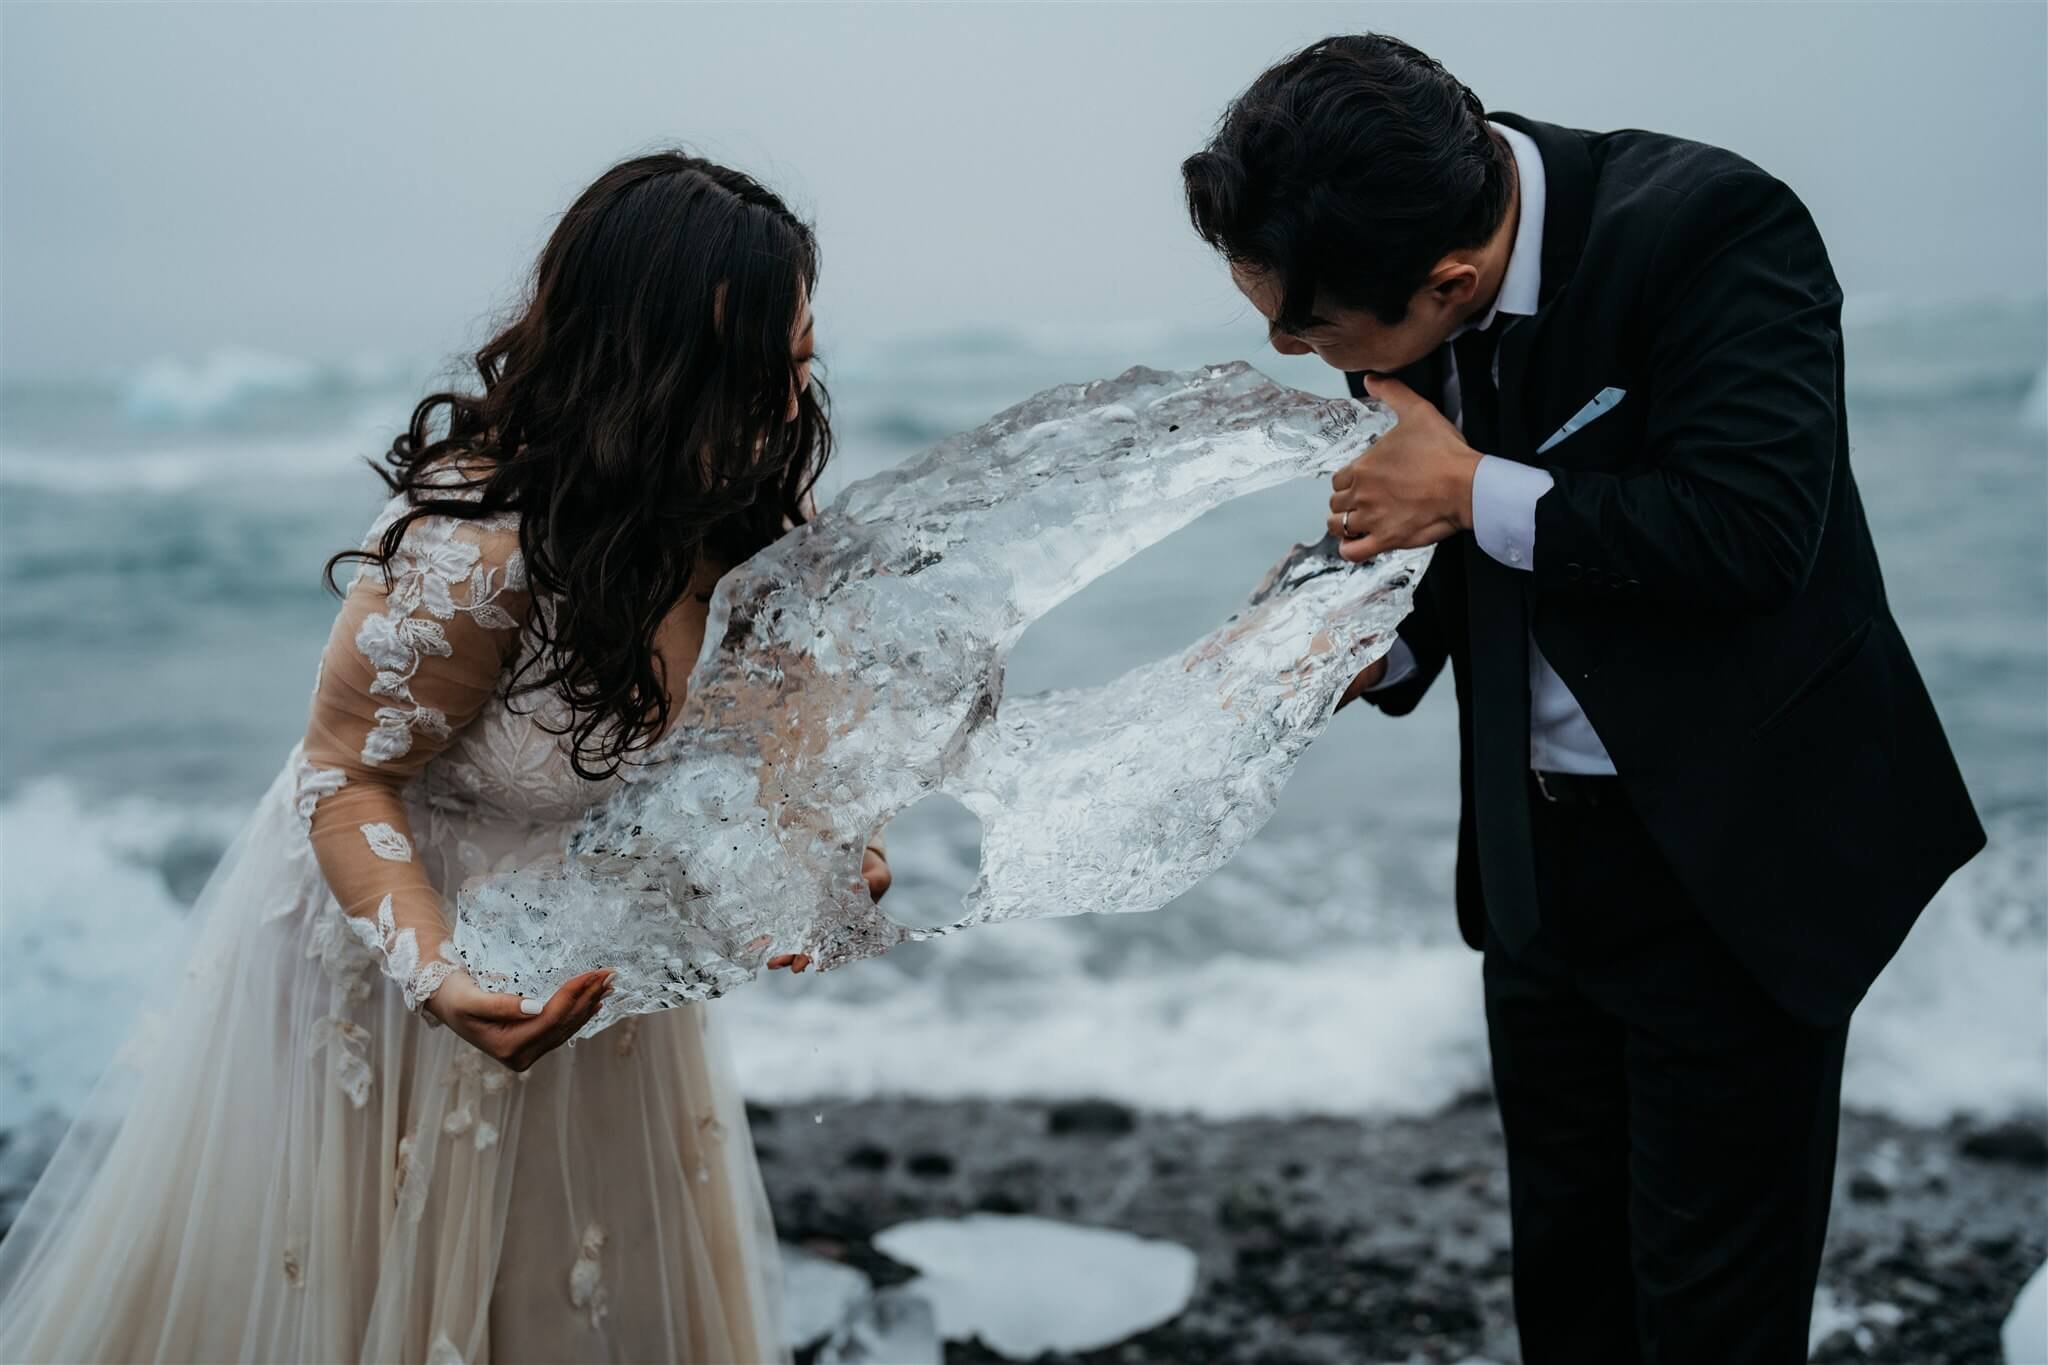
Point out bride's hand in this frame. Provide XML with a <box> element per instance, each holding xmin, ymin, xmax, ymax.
<box><xmin>425</xmin><ymin>967</ymin><xmax>615</xmax><ymax>1072</ymax></box>
<box><xmin>767</xmin><ymin>846</ymin><xmax>892</xmax><ymax>974</ymax></box>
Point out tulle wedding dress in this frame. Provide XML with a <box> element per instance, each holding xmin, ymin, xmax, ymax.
<box><xmin>0</xmin><ymin>465</ymin><xmax>789</xmax><ymax>1363</ymax></box>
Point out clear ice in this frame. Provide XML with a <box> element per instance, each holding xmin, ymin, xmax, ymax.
<box><xmin>873</xmin><ymin>1215</ymin><xmax>1200</xmax><ymax>1355</ymax></box>
<box><xmin>451</xmin><ymin>362</ymin><xmax>1425</xmax><ymax>1036</ymax></box>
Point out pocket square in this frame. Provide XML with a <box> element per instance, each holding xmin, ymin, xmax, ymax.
<box><xmin>1536</xmin><ymin>386</ymin><xmax>1626</xmax><ymax>455</ymax></box>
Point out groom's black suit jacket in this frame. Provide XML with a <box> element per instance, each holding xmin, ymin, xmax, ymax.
<box><xmin>1352</xmin><ymin>112</ymin><xmax>1985</xmax><ymax>1028</ymax></box>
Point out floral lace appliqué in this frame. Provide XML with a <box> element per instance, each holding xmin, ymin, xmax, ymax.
<box><xmin>288</xmin><ymin>743</ymin><xmax>348</xmax><ymax>847</ymax></box>
<box><xmin>344</xmin><ymin>894</ymin><xmax>464</xmax><ymax>1015</ymax></box>
<box><xmin>440</xmin><ymin>1045</ymin><xmax>515</xmax><ymax>1152</ymax></box>
<box><xmin>351</xmin><ymin>513</ymin><xmax>526</xmax><ymax>767</ymax></box>
<box><xmin>360</xmin><ymin>821</ymin><xmax>413</xmax><ymax>862</ymax></box>
<box><xmin>568</xmin><ymin>1221</ymin><xmax>610</xmax><ymax>1331</ymax></box>
<box><xmin>309</xmin><ymin>1014</ymin><xmax>374</xmax><ymax>1109</ymax></box>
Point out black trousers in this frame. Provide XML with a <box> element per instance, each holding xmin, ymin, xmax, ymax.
<box><xmin>1483</xmin><ymin>775</ymin><xmax>1849</xmax><ymax>1364</ymax></box>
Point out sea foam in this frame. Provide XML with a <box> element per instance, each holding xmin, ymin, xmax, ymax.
<box><xmin>3</xmin><ymin>780</ymin><xmax>2037</xmax><ymax>1135</ymax></box>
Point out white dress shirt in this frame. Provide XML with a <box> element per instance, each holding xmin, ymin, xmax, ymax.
<box><xmin>1364</xmin><ymin>121</ymin><xmax>1618</xmax><ymax>775</ymax></box>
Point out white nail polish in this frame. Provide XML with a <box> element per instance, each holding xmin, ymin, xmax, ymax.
<box><xmin>519</xmin><ymin>997</ymin><xmax>544</xmax><ymax>1016</ymax></box>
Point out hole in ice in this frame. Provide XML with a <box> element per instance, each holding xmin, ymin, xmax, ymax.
<box><xmin>1002</xmin><ymin>480</ymin><xmax>1327</xmax><ymax>696</ymax></box>
<box><xmin>871</xmin><ymin>792</ymin><xmax>983</xmax><ymax>933</ymax></box>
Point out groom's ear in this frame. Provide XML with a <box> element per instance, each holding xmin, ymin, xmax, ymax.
<box><xmin>1419</xmin><ymin>258</ymin><xmax>1482</xmax><ymax>318</ymax></box>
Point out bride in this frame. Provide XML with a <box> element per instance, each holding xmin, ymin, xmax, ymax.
<box><xmin>0</xmin><ymin>150</ymin><xmax>886</xmax><ymax>1363</ymax></box>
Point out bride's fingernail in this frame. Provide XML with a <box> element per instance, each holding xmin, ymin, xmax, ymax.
<box><xmin>519</xmin><ymin>997</ymin><xmax>544</xmax><ymax>1016</ymax></box>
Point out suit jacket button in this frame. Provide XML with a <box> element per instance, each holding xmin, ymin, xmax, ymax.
<box><xmin>1566</xmin><ymin>561</ymin><xmax>1584</xmax><ymax>582</ymax></box>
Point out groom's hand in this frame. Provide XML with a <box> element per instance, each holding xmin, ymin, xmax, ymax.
<box><xmin>1328</xmin><ymin>374</ymin><xmax>1482</xmax><ymax>563</ymax></box>
<box><xmin>1336</xmin><ymin>655</ymin><xmax>1391</xmax><ymax>709</ymax></box>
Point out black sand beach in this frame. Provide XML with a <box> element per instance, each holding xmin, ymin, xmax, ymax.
<box><xmin>0</xmin><ymin>1091</ymin><xmax>2039</xmax><ymax>1361</ymax></box>
<box><xmin>758</xmin><ymin>1096</ymin><xmax>2048</xmax><ymax>1364</ymax></box>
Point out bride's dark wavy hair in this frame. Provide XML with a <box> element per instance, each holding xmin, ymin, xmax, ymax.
<box><xmin>323</xmin><ymin>150</ymin><xmax>831</xmax><ymax>781</ymax></box>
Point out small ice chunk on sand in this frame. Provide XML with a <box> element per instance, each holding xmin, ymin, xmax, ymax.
<box><xmin>873</xmin><ymin>1213</ymin><xmax>1198</xmax><ymax>1356</ymax></box>
<box><xmin>817</xmin><ymin>1285</ymin><xmax>940</xmax><ymax>1364</ymax></box>
<box><xmin>2005</xmin><ymin>1258</ymin><xmax>2047</xmax><ymax>1365</ymax></box>
<box><xmin>778</xmin><ymin>1243</ymin><xmax>871</xmax><ymax>1349</ymax></box>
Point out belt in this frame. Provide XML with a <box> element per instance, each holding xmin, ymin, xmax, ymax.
<box><xmin>1529</xmin><ymin>769</ymin><xmax>1624</xmax><ymax>807</ymax></box>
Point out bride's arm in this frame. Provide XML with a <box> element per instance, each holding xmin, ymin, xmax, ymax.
<box><xmin>296</xmin><ymin>504</ymin><xmax>609</xmax><ymax>1060</ymax></box>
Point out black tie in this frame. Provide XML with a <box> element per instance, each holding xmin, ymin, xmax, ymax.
<box><xmin>1450</xmin><ymin>324</ymin><xmax>1542</xmax><ymax>953</ymax></box>
<box><xmin>1450</xmin><ymin>324</ymin><xmax>1500</xmax><ymax>449</ymax></box>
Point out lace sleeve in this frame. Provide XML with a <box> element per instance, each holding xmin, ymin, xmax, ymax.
<box><xmin>295</xmin><ymin>494</ymin><xmax>532</xmax><ymax>1019</ymax></box>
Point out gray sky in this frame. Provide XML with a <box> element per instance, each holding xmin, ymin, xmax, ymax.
<box><xmin>3</xmin><ymin>2</ymin><xmax>2043</xmax><ymax>377</ymax></box>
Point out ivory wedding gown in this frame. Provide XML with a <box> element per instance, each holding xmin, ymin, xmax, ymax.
<box><xmin>0</xmin><ymin>467</ymin><xmax>790</xmax><ymax>1363</ymax></box>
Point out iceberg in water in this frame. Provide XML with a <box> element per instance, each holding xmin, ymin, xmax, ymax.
<box><xmin>451</xmin><ymin>362</ymin><xmax>1424</xmax><ymax>1035</ymax></box>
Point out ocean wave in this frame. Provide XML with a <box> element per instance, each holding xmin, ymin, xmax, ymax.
<box><xmin>0</xmin><ymin>776</ymin><xmax>243</xmax><ymax>1123</ymax></box>
<box><xmin>2020</xmin><ymin>361</ymin><xmax>2048</xmax><ymax>431</ymax></box>
<box><xmin>852</xmin><ymin>319</ymin><xmax>1193</xmax><ymax>363</ymax></box>
<box><xmin>0</xmin><ymin>427</ymin><xmax>384</xmax><ymax>494</ymax></box>
<box><xmin>728</xmin><ymin>808</ymin><xmax>2048</xmax><ymax>1124</ymax></box>
<box><xmin>1</xmin><ymin>779</ymin><xmax>2039</xmax><ymax>1135</ymax></box>
<box><xmin>727</xmin><ymin>938</ymin><xmax>1494</xmax><ymax>1119</ymax></box>
<box><xmin>121</xmin><ymin>349</ymin><xmax>323</xmax><ymax>425</ymax></box>
<box><xmin>1845</xmin><ymin>358</ymin><xmax>2045</xmax><ymax>409</ymax></box>
<box><xmin>0</xmin><ymin>295</ymin><xmax>2039</xmax><ymax>473</ymax></box>
<box><xmin>117</xmin><ymin>348</ymin><xmax>422</xmax><ymax>427</ymax></box>
<box><xmin>1838</xmin><ymin>294</ymin><xmax>2047</xmax><ymax>409</ymax></box>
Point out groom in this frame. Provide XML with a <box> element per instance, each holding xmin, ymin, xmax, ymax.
<box><xmin>1183</xmin><ymin>34</ymin><xmax>1985</xmax><ymax>1363</ymax></box>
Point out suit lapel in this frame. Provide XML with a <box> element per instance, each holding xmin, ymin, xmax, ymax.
<box><xmin>1491</xmin><ymin>111</ymin><xmax>1597</xmax><ymax>309</ymax></box>
<box><xmin>1487</xmin><ymin>113</ymin><xmax>1597</xmax><ymax>466</ymax></box>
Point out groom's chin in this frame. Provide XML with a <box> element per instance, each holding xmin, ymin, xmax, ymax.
<box><xmin>1323</xmin><ymin>334</ymin><xmax>1442</xmax><ymax>378</ymax></box>
<box><xmin>1313</xmin><ymin>346</ymin><xmax>1385</xmax><ymax>375</ymax></box>
<box><xmin>1374</xmin><ymin>335</ymin><xmax>1452</xmax><ymax>375</ymax></box>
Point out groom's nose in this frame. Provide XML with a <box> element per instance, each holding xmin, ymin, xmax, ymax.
<box><xmin>1269</xmin><ymin>331</ymin><xmax>1314</xmax><ymax>358</ymax></box>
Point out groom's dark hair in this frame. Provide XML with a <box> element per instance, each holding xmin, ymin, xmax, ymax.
<box><xmin>1183</xmin><ymin>34</ymin><xmax>1515</xmax><ymax>329</ymax></box>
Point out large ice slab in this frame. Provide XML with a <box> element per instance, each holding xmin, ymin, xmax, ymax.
<box><xmin>451</xmin><ymin>362</ymin><xmax>1423</xmax><ymax>1035</ymax></box>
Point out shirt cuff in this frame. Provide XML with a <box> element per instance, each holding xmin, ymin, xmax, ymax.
<box><xmin>1360</xmin><ymin>638</ymin><xmax>1419</xmax><ymax>694</ymax></box>
<box><xmin>1471</xmin><ymin>455</ymin><xmax>1554</xmax><ymax>571</ymax></box>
